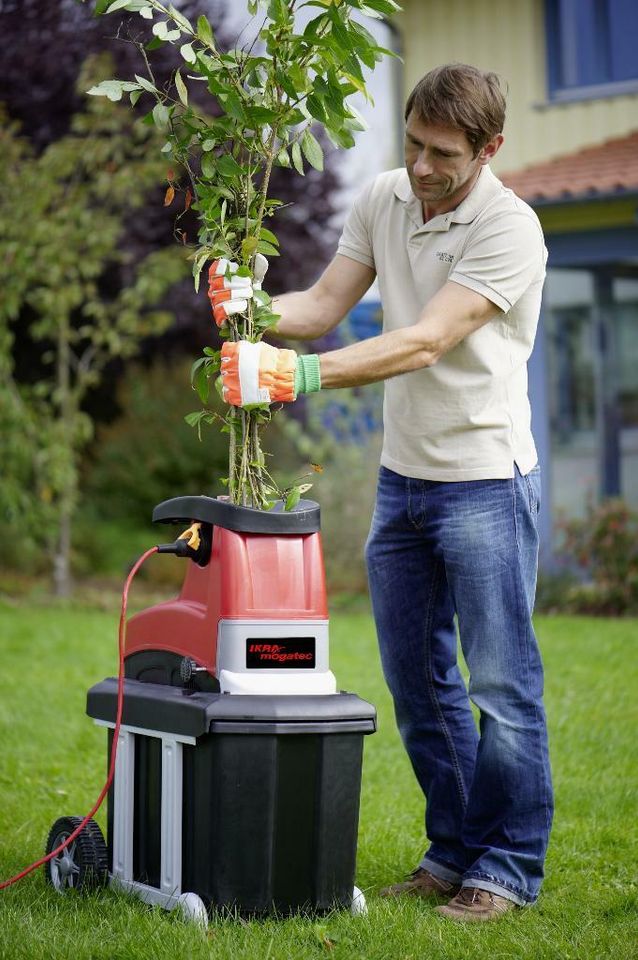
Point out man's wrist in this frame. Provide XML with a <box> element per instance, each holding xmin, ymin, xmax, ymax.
<box><xmin>294</xmin><ymin>354</ymin><xmax>322</xmax><ymax>396</ymax></box>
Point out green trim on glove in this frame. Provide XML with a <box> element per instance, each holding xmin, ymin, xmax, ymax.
<box><xmin>294</xmin><ymin>354</ymin><xmax>322</xmax><ymax>396</ymax></box>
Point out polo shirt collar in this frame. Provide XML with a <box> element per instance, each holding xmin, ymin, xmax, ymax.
<box><xmin>393</xmin><ymin>165</ymin><xmax>502</xmax><ymax>232</ymax></box>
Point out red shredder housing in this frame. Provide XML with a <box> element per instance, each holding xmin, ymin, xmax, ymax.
<box><xmin>125</xmin><ymin>501</ymin><xmax>328</xmax><ymax>677</ymax></box>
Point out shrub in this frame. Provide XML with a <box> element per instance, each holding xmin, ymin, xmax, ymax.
<box><xmin>557</xmin><ymin>498</ymin><xmax>638</xmax><ymax>615</ymax></box>
<box><xmin>82</xmin><ymin>358</ymin><xmax>229</xmax><ymax>524</ymax></box>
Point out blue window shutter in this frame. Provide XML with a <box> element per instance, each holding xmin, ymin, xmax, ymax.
<box><xmin>545</xmin><ymin>0</ymin><xmax>563</xmax><ymax>93</ymax></box>
<box><xmin>545</xmin><ymin>0</ymin><xmax>638</xmax><ymax>94</ymax></box>
<box><xmin>608</xmin><ymin>0</ymin><xmax>638</xmax><ymax>82</ymax></box>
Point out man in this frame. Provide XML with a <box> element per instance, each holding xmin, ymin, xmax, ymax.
<box><xmin>213</xmin><ymin>63</ymin><xmax>553</xmax><ymax>922</ymax></box>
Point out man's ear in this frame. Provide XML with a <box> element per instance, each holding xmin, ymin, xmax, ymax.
<box><xmin>478</xmin><ymin>133</ymin><xmax>504</xmax><ymax>165</ymax></box>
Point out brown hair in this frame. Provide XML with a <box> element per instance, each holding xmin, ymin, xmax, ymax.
<box><xmin>404</xmin><ymin>63</ymin><xmax>506</xmax><ymax>156</ymax></box>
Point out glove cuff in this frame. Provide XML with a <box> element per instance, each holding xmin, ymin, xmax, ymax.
<box><xmin>294</xmin><ymin>354</ymin><xmax>322</xmax><ymax>396</ymax></box>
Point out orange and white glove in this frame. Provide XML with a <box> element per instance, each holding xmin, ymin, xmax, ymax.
<box><xmin>207</xmin><ymin>254</ymin><xmax>268</xmax><ymax>327</ymax></box>
<box><xmin>220</xmin><ymin>341</ymin><xmax>321</xmax><ymax>407</ymax></box>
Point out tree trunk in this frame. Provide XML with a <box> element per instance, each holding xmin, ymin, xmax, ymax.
<box><xmin>52</xmin><ymin>314</ymin><xmax>74</xmax><ymax>598</ymax></box>
<box><xmin>53</xmin><ymin>494</ymin><xmax>73</xmax><ymax>598</ymax></box>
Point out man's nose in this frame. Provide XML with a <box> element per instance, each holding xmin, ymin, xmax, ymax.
<box><xmin>413</xmin><ymin>151</ymin><xmax>433</xmax><ymax>177</ymax></box>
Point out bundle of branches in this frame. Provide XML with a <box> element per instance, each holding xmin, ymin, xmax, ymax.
<box><xmin>89</xmin><ymin>0</ymin><xmax>400</xmax><ymax>508</ymax></box>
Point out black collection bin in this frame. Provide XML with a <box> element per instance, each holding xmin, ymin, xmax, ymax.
<box><xmin>87</xmin><ymin>679</ymin><xmax>376</xmax><ymax>915</ymax></box>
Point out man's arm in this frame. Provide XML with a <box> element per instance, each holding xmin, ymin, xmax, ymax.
<box><xmin>219</xmin><ymin>279</ymin><xmax>503</xmax><ymax>407</ymax></box>
<box><xmin>273</xmin><ymin>254</ymin><xmax>376</xmax><ymax>340</ymax></box>
<box><xmin>319</xmin><ymin>280</ymin><xmax>502</xmax><ymax>388</ymax></box>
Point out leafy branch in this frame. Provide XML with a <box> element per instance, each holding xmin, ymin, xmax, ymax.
<box><xmin>89</xmin><ymin>0</ymin><xmax>401</xmax><ymax>508</ymax></box>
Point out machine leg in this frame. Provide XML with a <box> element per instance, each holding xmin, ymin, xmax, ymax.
<box><xmin>112</xmin><ymin>729</ymin><xmax>135</xmax><ymax>882</ymax></box>
<box><xmin>160</xmin><ymin>738</ymin><xmax>183</xmax><ymax>899</ymax></box>
<box><xmin>177</xmin><ymin>892</ymin><xmax>209</xmax><ymax>926</ymax></box>
<box><xmin>351</xmin><ymin>886</ymin><xmax>367</xmax><ymax>916</ymax></box>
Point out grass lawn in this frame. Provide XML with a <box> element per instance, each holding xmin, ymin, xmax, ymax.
<box><xmin>0</xmin><ymin>598</ymin><xmax>636</xmax><ymax>959</ymax></box>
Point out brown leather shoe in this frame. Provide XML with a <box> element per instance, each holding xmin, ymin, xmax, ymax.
<box><xmin>379</xmin><ymin>867</ymin><xmax>461</xmax><ymax>901</ymax></box>
<box><xmin>435</xmin><ymin>886</ymin><xmax>519</xmax><ymax>921</ymax></box>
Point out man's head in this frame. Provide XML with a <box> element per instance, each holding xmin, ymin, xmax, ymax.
<box><xmin>404</xmin><ymin>63</ymin><xmax>506</xmax><ymax>211</ymax></box>
<box><xmin>405</xmin><ymin>63</ymin><xmax>506</xmax><ymax>156</ymax></box>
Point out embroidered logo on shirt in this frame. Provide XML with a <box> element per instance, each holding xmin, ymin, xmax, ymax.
<box><xmin>436</xmin><ymin>251</ymin><xmax>454</xmax><ymax>263</ymax></box>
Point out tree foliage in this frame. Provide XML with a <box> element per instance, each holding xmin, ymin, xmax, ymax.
<box><xmin>0</xmin><ymin>59</ymin><xmax>188</xmax><ymax>594</ymax></box>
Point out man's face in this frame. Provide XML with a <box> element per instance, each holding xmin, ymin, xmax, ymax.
<box><xmin>404</xmin><ymin>112</ymin><xmax>493</xmax><ymax>207</ymax></box>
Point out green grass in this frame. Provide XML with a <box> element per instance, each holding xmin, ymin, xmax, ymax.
<box><xmin>0</xmin><ymin>602</ymin><xmax>636</xmax><ymax>959</ymax></box>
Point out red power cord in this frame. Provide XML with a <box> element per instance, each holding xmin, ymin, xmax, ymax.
<box><xmin>0</xmin><ymin>545</ymin><xmax>159</xmax><ymax>891</ymax></box>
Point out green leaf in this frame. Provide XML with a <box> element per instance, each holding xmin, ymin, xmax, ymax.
<box><xmin>361</xmin><ymin>0</ymin><xmax>402</xmax><ymax>14</ymax></box>
<box><xmin>87</xmin><ymin>79</ymin><xmax>138</xmax><ymax>101</ymax></box>
<box><xmin>285</xmin><ymin>487</ymin><xmax>301</xmax><ymax>511</ymax></box>
<box><xmin>253</xmin><ymin>289</ymin><xmax>271</xmax><ymax>307</ymax></box>
<box><xmin>306</xmin><ymin>93</ymin><xmax>327</xmax><ymax>123</ymax></box>
<box><xmin>168</xmin><ymin>4</ymin><xmax>193</xmax><ymax>32</ymax></box>
<box><xmin>359</xmin><ymin>4</ymin><xmax>384</xmax><ymax>17</ymax></box>
<box><xmin>174</xmin><ymin>69</ymin><xmax>188</xmax><ymax>106</ymax></box>
<box><xmin>180</xmin><ymin>42</ymin><xmax>197</xmax><ymax>64</ymax></box>
<box><xmin>197</xmin><ymin>14</ymin><xmax>216</xmax><ymax>48</ymax></box>
<box><xmin>107</xmin><ymin>0</ymin><xmax>147</xmax><ymax>12</ymax></box>
<box><xmin>152</xmin><ymin>19</ymin><xmax>169</xmax><ymax>39</ymax></box>
<box><xmin>242</xmin><ymin>237</ymin><xmax>259</xmax><ymax>260</ymax></box>
<box><xmin>201</xmin><ymin>139</ymin><xmax>216</xmax><ymax>151</ymax></box>
<box><xmin>301</xmin><ymin>128</ymin><xmax>324</xmax><ymax>171</ymax></box>
<box><xmin>152</xmin><ymin>102</ymin><xmax>170</xmax><ymax>127</ymax></box>
<box><xmin>217</xmin><ymin>153</ymin><xmax>244</xmax><ymax>178</ymax></box>
<box><xmin>291</xmin><ymin>141</ymin><xmax>304</xmax><ymax>176</ymax></box>
<box><xmin>184</xmin><ymin>410</ymin><xmax>204</xmax><ymax>426</ymax></box>
<box><xmin>200</xmin><ymin>152</ymin><xmax>217</xmax><ymax>178</ymax></box>
<box><xmin>254</xmin><ymin>310</ymin><xmax>280</xmax><ymax>329</ymax></box>
<box><xmin>256</xmin><ymin>240</ymin><xmax>280</xmax><ymax>257</ymax></box>
<box><xmin>134</xmin><ymin>74</ymin><xmax>158</xmax><ymax>93</ymax></box>
<box><xmin>258</xmin><ymin>227</ymin><xmax>279</xmax><ymax>246</ymax></box>
<box><xmin>193</xmin><ymin>364</ymin><xmax>211</xmax><ymax>403</ymax></box>
<box><xmin>267</xmin><ymin>0</ymin><xmax>289</xmax><ymax>21</ymax></box>
<box><xmin>220</xmin><ymin>91</ymin><xmax>245</xmax><ymax>121</ymax></box>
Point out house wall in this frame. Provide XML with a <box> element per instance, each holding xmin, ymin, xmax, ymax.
<box><xmin>399</xmin><ymin>0</ymin><xmax>638</xmax><ymax>175</ymax></box>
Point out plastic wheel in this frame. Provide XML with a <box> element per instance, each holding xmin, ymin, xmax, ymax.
<box><xmin>44</xmin><ymin>817</ymin><xmax>108</xmax><ymax>893</ymax></box>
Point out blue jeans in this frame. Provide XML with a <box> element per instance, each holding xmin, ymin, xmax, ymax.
<box><xmin>365</xmin><ymin>464</ymin><xmax>553</xmax><ymax>906</ymax></box>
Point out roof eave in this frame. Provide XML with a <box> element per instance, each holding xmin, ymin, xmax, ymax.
<box><xmin>517</xmin><ymin>187</ymin><xmax>638</xmax><ymax>208</ymax></box>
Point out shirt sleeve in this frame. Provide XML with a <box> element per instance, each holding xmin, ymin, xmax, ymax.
<box><xmin>337</xmin><ymin>182</ymin><xmax>376</xmax><ymax>270</ymax></box>
<box><xmin>449</xmin><ymin>210</ymin><xmax>547</xmax><ymax>312</ymax></box>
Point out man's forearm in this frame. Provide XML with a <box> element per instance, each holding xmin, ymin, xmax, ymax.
<box><xmin>317</xmin><ymin>281</ymin><xmax>500</xmax><ymax>389</ymax></box>
<box><xmin>273</xmin><ymin>289</ymin><xmax>336</xmax><ymax>341</ymax></box>
<box><xmin>318</xmin><ymin>327</ymin><xmax>438</xmax><ymax>389</ymax></box>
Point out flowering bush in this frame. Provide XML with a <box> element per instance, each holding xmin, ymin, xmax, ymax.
<box><xmin>558</xmin><ymin>498</ymin><xmax>638</xmax><ymax>615</ymax></box>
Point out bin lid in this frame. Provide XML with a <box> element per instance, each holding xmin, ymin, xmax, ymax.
<box><xmin>87</xmin><ymin>678</ymin><xmax>376</xmax><ymax>738</ymax></box>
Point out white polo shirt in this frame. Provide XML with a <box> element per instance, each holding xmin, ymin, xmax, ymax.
<box><xmin>337</xmin><ymin>165</ymin><xmax>547</xmax><ymax>481</ymax></box>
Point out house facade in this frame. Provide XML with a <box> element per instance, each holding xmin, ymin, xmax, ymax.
<box><xmin>387</xmin><ymin>0</ymin><xmax>638</xmax><ymax>556</ymax></box>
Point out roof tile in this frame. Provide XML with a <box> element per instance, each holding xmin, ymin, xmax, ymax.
<box><xmin>500</xmin><ymin>131</ymin><xmax>638</xmax><ymax>202</ymax></box>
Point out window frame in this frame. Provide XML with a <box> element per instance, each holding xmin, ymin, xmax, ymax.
<box><xmin>545</xmin><ymin>0</ymin><xmax>638</xmax><ymax>103</ymax></box>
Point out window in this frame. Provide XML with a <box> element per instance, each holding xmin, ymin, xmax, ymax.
<box><xmin>545</xmin><ymin>0</ymin><xmax>638</xmax><ymax>101</ymax></box>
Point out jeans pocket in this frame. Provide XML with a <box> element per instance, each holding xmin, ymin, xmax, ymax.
<box><xmin>523</xmin><ymin>465</ymin><xmax>541</xmax><ymax>516</ymax></box>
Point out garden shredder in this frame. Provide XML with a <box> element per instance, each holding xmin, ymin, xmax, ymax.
<box><xmin>40</xmin><ymin>494</ymin><xmax>376</xmax><ymax>923</ymax></box>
